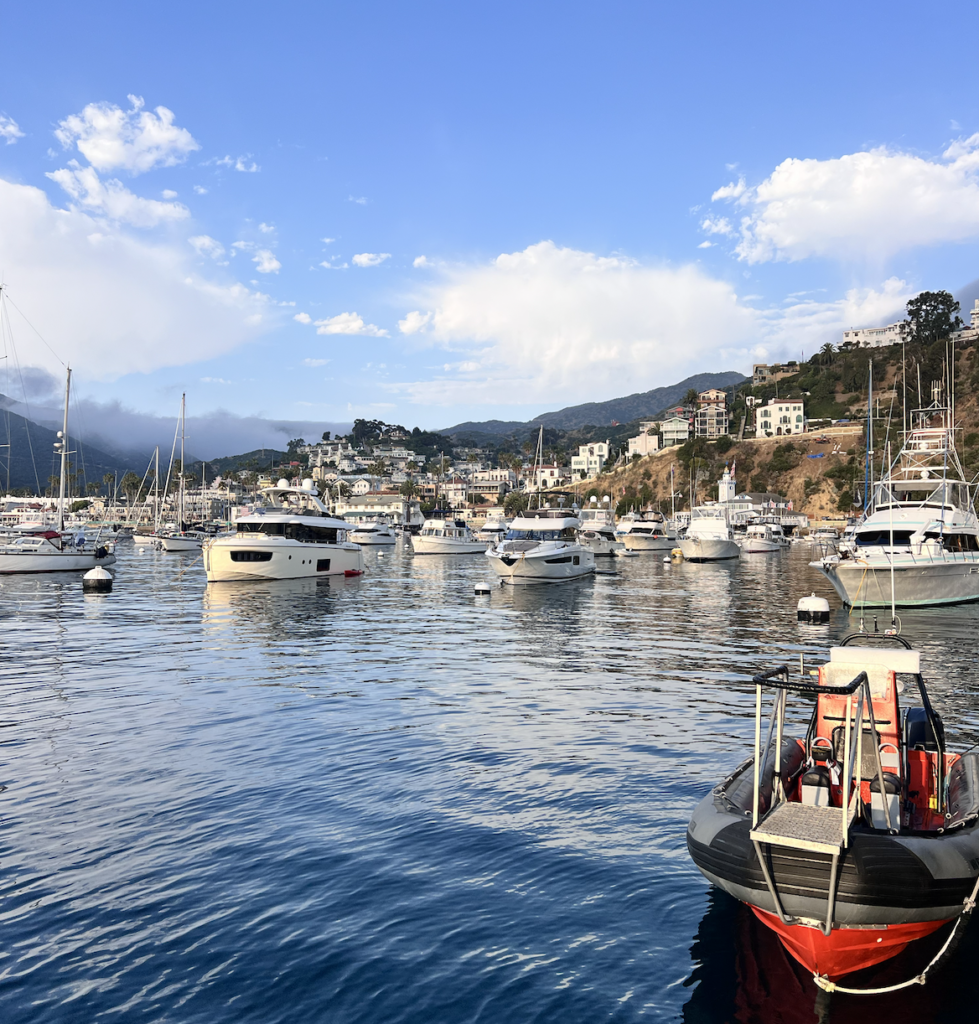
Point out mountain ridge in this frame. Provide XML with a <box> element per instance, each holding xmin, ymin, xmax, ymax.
<box><xmin>441</xmin><ymin>371</ymin><xmax>748</xmax><ymax>437</ymax></box>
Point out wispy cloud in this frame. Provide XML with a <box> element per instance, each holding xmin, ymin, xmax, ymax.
<box><xmin>313</xmin><ymin>312</ymin><xmax>388</xmax><ymax>336</ymax></box>
<box><xmin>347</xmin><ymin>195</ymin><xmax>367</xmax><ymax>205</ymax></box>
<box><xmin>352</xmin><ymin>252</ymin><xmax>390</xmax><ymax>268</ymax></box>
<box><xmin>0</xmin><ymin>114</ymin><xmax>25</xmax><ymax>144</ymax></box>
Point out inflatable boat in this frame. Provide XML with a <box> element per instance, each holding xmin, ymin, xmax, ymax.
<box><xmin>687</xmin><ymin>634</ymin><xmax>979</xmax><ymax>982</ymax></box>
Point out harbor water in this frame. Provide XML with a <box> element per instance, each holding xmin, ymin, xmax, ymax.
<box><xmin>4</xmin><ymin>542</ymin><xmax>979</xmax><ymax>1023</ymax></box>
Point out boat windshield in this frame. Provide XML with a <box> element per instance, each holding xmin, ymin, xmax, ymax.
<box><xmin>855</xmin><ymin>529</ymin><xmax>915</xmax><ymax>546</ymax></box>
<box><xmin>238</xmin><ymin>522</ymin><xmax>342</xmax><ymax>543</ymax></box>
<box><xmin>504</xmin><ymin>528</ymin><xmax>573</xmax><ymax>541</ymax></box>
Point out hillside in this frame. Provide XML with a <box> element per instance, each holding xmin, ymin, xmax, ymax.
<box><xmin>579</xmin><ymin>333</ymin><xmax>979</xmax><ymax>519</ymax></box>
<box><xmin>442</xmin><ymin>371</ymin><xmax>747</xmax><ymax>437</ymax></box>
<box><xmin>0</xmin><ymin>404</ymin><xmax>140</xmax><ymax>494</ymax></box>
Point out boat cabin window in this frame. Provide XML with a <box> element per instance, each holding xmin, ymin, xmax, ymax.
<box><xmin>238</xmin><ymin>522</ymin><xmax>341</xmax><ymax>543</ymax></box>
<box><xmin>930</xmin><ymin>532</ymin><xmax>979</xmax><ymax>552</ymax></box>
<box><xmin>505</xmin><ymin>528</ymin><xmax>575</xmax><ymax>541</ymax></box>
<box><xmin>855</xmin><ymin>529</ymin><xmax>915</xmax><ymax>546</ymax></box>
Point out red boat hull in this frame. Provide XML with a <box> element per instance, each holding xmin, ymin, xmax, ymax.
<box><xmin>750</xmin><ymin>906</ymin><xmax>951</xmax><ymax>978</ymax></box>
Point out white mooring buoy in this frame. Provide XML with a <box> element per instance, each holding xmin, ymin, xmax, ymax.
<box><xmin>82</xmin><ymin>566</ymin><xmax>113</xmax><ymax>593</ymax></box>
<box><xmin>797</xmin><ymin>593</ymin><xmax>830</xmax><ymax>623</ymax></box>
<box><xmin>474</xmin><ymin>582</ymin><xmax>493</xmax><ymax>595</ymax></box>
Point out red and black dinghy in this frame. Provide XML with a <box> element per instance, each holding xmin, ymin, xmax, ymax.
<box><xmin>687</xmin><ymin>634</ymin><xmax>979</xmax><ymax>985</ymax></box>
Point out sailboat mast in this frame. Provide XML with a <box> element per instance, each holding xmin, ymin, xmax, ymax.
<box><xmin>154</xmin><ymin>446</ymin><xmax>160</xmax><ymax>531</ymax></box>
<box><xmin>56</xmin><ymin>367</ymin><xmax>71</xmax><ymax>533</ymax></box>
<box><xmin>178</xmin><ymin>393</ymin><xmax>186</xmax><ymax>531</ymax></box>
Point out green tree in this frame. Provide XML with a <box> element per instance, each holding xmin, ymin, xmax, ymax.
<box><xmin>321</xmin><ymin>431</ymin><xmax>332</xmax><ymax>442</ymax></box>
<box><xmin>683</xmin><ymin>387</ymin><xmax>700</xmax><ymax>405</ymax></box>
<box><xmin>904</xmin><ymin>290</ymin><xmax>963</xmax><ymax>345</ymax></box>
<box><xmin>102</xmin><ymin>472</ymin><xmax>115</xmax><ymax>496</ymax></box>
<box><xmin>399</xmin><ymin>479</ymin><xmax>419</xmax><ymax>498</ymax></box>
<box><xmin>119</xmin><ymin>471</ymin><xmax>142</xmax><ymax>502</ymax></box>
<box><xmin>86</xmin><ymin>481</ymin><xmax>100</xmax><ymax>496</ymax></box>
<box><xmin>504</xmin><ymin>491</ymin><xmax>529</xmax><ymax>516</ymax></box>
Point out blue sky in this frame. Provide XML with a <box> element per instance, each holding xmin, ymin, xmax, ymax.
<box><xmin>2</xmin><ymin>1</ymin><xmax>979</xmax><ymax>455</ymax></box>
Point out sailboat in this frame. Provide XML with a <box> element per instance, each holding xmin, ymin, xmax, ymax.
<box><xmin>0</xmin><ymin>367</ymin><xmax>117</xmax><ymax>574</ymax></box>
<box><xmin>132</xmin><ymin>447</ymin><xmax>162</xmax><ymax>546</ymax></box>
<box><xmin>160</xmin><ymin>394</ymin><xmax>204</xmax><ymax>552</ymax></box>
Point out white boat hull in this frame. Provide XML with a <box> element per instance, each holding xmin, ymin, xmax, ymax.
<box><xmin>486</xmin><ymin>546</ymin><xmax>595</xmax><ymax>584</ymax></box>
<box><xmin>812</xmin><ymin>556</ymin><xmax>979</xmax><ymax>607</ymax></box>
<box><xmin>0</xmin><ymin>549</ymin><xmax>116</xmax><ymax>574</ymax></box>
<box><xmin>161</xmin><ymin>534</ymin><xmax>204</xmax><ymax>552</ymax></box>
<box><xmin>740</xmin><ymin>539</ymin><xmax>787</xmax><ymax>554</ymax></box>
<box><xmin>577</xmin><ymin>533</ymin><xmax>624</xmax><ymax>557</ymax></box>
<box><xmin>349</xmin><ymin>532</ymin><xmax>396</xmax><ymax>545</ymax></box>
<box><xmin>622</xmin><ymin>533</ymin><xmax>675</xmax><ymax>552</ymax></box>
<box><xmin>679</xmin><ymin>537</ymin><xmax>741</xmax><ymax>561</ymax></box>
<box><xmin>411</xmin><ymin>536</ymin><xmax>487</xmax><ymax>554</ymax></box>
<box><xmin>205</xmin><ymin>537</ymin><xmax>365</xmax><ymax>582</ymax></box>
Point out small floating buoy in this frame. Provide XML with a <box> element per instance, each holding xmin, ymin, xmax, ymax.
<box><xmin>671</xmin><ymin>547</ymin><xmax>684</xmax><ymax>562</ymax></box>
<box><xmin>82</xmin><ymin>566</ymin><xmax>113</xmax><ymax>593</ymax></box>
<box><xmin>344</xmin><ymin>569</ymin><xmax>363</xmax><ymax>577</ymax></box>
<box><xmin>797</xmin><ymin>593</ymin><xmax>830</xmax><ymax>623</ymax></box>
<box><xmin>663</xmin><ymin>555</ymin><xmax>671</xmax><ymax>563</ymax></box>
<box><xmin>474</xmin><ymin>582</ymin><xmax>493</xmax><ymax>595</ymax></box>
<box><xmin>378</xmin><ymin>552</ymin><xmax>386</xmax><ymax>557</ymax></box>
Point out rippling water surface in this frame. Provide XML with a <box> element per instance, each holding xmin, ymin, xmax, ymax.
<box><xmin>4</xmin><ymin>540</ymin><xmax>979</xmax><ymax>1023</ymax></box>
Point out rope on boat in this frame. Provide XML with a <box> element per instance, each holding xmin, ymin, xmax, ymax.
<box><xmin>812</xmin><ymin>872</ymin><xmax>979</xmax><ymax>996</ymax></box>
<box><xmin>170</xmin><ymin>554</ymin><xmax>204</xmax><ymax>583</ymax></box>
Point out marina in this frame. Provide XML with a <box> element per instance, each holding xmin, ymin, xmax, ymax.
<box><xmin>5</xmin><ymin>542</ymin><xmax>979</xmax><ymax>1022</ymax></box>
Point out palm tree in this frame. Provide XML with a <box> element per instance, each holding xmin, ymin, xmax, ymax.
<box><xmin>103</xmin><ymin>472</ymin><xmax>115</xmax><ymax>497</ymax></box>
<box><xmin>86</xmin><ymin>481</ymin><xmax>100</xmax><ymax>496</ymax></box>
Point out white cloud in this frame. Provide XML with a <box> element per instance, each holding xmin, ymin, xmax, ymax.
<box><xmin>314</xmin><ymin>312</ymin><xmax>388</xmax><ymax>336</ymax></box>
<box><xmin>710</xmin><ymin>139</ymin><xmax>979</xmax><ymax>263</ymax></box>
<box><xmin>211</xmin><ymin>154</ymin><xmax>260</xmax><ymax>173</ymax></box>
<box><xmin>413</xmin><ymin>255</ymin><xmax>431</xmax><ymax>268</ymax></box>
<box><xmin>321</xmin><ymin>236</ymin><xmax>336</xmax><ymax>244</ymax></box>
<box><xmin>294</xmin><ymin>312</ymin><xmax>312</xmax><ymax>324</ymax></box>
<box><xmin>0</xmin><ymin>114</ymin><xmax>24</xmax><ymax>144</ymax></box>
<box><xmin>352</xmin><ymin>252</ymin><xmax>390</xmax><ymax>268</ymax></box>
<box><xmin>54</xmin><ymin>95</ymin><xmax>199</xmax><ymax>174</ymax></box>
<box><xmin>200</xmin><ymin>376</ymin><xmax>232</xmax><ymax>384</ymax></box>
<box><xmin>347</xmin><ymin>195</ymin><xmax>367</xmax><ymax>205</ymax></box>
<box><xmin>302</xmin><ymin>358</ymin><xmax>330</xmax><ymax>367</ymax></box>
<box><xmin>697</xmin><ymin>240</ymin><xmax>713</xmax><ymax>249</ymax></box>
<box><xmin>0</xmin><ymin>176</ymin><xmax>271</xmax><ymax>378</ymax></box>
<box><xmin>252</xmin><ymin>250</ymin><xmax>281</xmax><ymax>273</ymax></box>
<box><xmin>398</xmin><ymin>310</ymin><xmax>433</xmax><ymax>335</ymax></box>
<box><xmin>700</xmin><ymin>216</ymin><xmax>732</xmax><ymax>235</ymax></box>
<box><xmin>388</xmin><ymin>241</ymin><xmax>758</xmax><ymax>406</ymax></box>
<box><xmin>161</xmin><ymin>189</ymin><xmax>178</xmax><ymax>199</ymax></box>
<box><xmin>193</xmin><ymin>185</ymin><xmax>208</xmax><ymax>195</ymax></box>
<box><xmin>319</xmin><ymin>259</ymin><xmax>348</xmax><ymax>270</ymax></box>
<box><xmin>259</xmin><ymin>222</ymin><xmax>274</xmax><ymax>233</ymax></box>
<box><xmin>46</xmin><ymin>162</ymin><xmax>189</xmax><ymax>227</ymax></box>
<box><xmin>188</xmin><ymin>235</ymin><xmax>226</xmax><ymax>259</ymax></box>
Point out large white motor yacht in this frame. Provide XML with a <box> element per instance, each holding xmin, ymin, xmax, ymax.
<box><xmin>204</xmin><ymin>479</ymin><xmax>363</xmax><ymax>582</ymax></box>
<box><xmin>616</xmin><ymin>510</ymin><xmax>676</xmax><ymax>551</ymax></box>
<box><xmin>411</xmin><ymin>516</ymin><xmax>487</xmax><ymax>554</ymax></box>
<box><xmin>486</xmin><ymin>508</ymin><xmax>596</xmax><ymax>583</ymax></box>
<box><xmin>577</xmin><ymin>500</ymin><xmax>624</xmax><ymax>556</ymax></box>
<box><xmin>678</xmin><ymin>506</ymin><xmax>740</xmax><ymax>561</ymax></box>
<box><xmin>812</xmin><ymin>391</ymin><xmax>979</xmax><ymax>607</ymax></box>
<box><xmin>740</xmin><ymin>519</ymin><xmax>790</xmax><ymax>553</ymax></box>
<box><xmin>348</xmin><ymin>517</ymin><xmax>397</xmax><ymax>545</ymax></box>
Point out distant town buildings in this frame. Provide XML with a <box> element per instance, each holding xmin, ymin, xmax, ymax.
<box><xmin>841</xmin><ymin>321</ymin><xmax>908</xmax><ymax>349</ymax></box>
<box><xmin>752</xmin><ymin>363</ymin><xmax>799</xmax><ymax>386</ymax></box>
<box><xmin>661</xmin><ymin>415</ymin><xmax>690</xmax><ymax>447</ymax></box>
<box><xmin>756</xmin><ymin>398</ymin><xmax>806</xmax><ymax>436</ymax></box>
<box><xmin>695</xmin><ymin>389</ymin><xmax>730</xmax><ymax>439</ymax></box>
<box><xmin>531</xmin><ymin>463</ymin><xmax>572</xmax><ymax>489</ymax></box>
<box><xmin>627</xmin><ymin>420</ymin><xmax>661</xmax><ymax>457</ymax></box>
<box><xmin>571</xmin><ymin>441</ymin><xmax>610</xmax><ymax>479</ymax></box>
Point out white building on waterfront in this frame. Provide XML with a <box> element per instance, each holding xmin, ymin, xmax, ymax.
<box><xmin>841</xmin><ymin>321</ymin><xmax>908</xmax><ymax>349</ymax></box>
<box><xmin>627</xmin><ymin>420</ymin><xmax>661</xmax><ymax>458</ymax></box>
<box><xmin>661</xmin><ymin>415</ymin><xmax>691</xmax><ymax>447</ymax></box>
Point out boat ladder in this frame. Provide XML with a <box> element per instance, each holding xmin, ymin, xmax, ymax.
<box><xmin>748</xmin><ymin>670</ymin><xmax>891</xmax><ymax>936</ymax></box>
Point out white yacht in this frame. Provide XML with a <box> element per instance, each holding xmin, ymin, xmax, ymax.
<box><xmin>678</xmin><ymin>506</ymin><xmax>740</xmax><ymax>561</ymax></box>
<box><xmin>577</xmin><ymin>500</ymin><xmax>624</xmax><ymax>556</ymax></box>
<box><xmin>617</xmin><ymin>510</ymin><xmax>676</xmax><ymax>551</ymax></box>
<box><xmin>739</xmin><ymin>519</ymin><xmax>789</xmax><ymax>553</ymax></box>
<box><xmin>348</xmin><ymin>517</ymin><xmax>397</xmax><ymax>545</ymax></box>
<box><xmin>486</xmin><ymin>508</ymin><xmax>595</xmax><ymax>583</ymax></box>
<box><xmin>475</xmin><ymin>513</ymin><xmax>508</xmax><ymax>545</ymax></box>
<box><xmin>204</xmin><ymin>479</ymin><xmax>363</xmax><ymax>582</ymax></box>
<box><xmin>411</xmin><ymin>516</ymin><xmax>487</xmax><ymax>554</ymax></box>
<box><xmin>0</xmin><ymin>367</ymin><xmax>116</xmax><ymax>575</ymax></box>
<box><xmin>812</xmin><ymin>390</ymin><xmax>979</xmax><ymax>607</ymax></box>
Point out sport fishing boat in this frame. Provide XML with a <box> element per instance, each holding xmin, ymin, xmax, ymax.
<box><xmin>203</xmin><ymin>478</ymin><xmax>363</xmax><ymax>582</ymax></box>
<box><xmin>0</xmin><ymin>367</ymin><xmax>116</xmax><ymax>574</ymax></box>
<box><xmin>486</xmin><ymin>507</ymin><xmax>595</xmax><ymax>583</ymax></box>
<box><xmin>577</xmin><ymin>500</ymin><xmax>623</xmax><ymax>556</ymax></box>
<box><xmin>687</xmin><ymin>634</ymin><xmax>979</xmax><ymax>985</ymax></box>
<box><xmin>411</xmin><ymin>516</ymin><xmax>487</xmax><ymax>554</ymax></box>
<box><xmin>811</xmin><ymin>388</ymin><xmax>979</xmax><ymax>607</ymax></box>
<box><xmin>616</xmin><ymin>510</ymin><xmax>675</xmax><ymax>551</ymax></box>
<box><xmin>679</xmin><ymin>506</ymin><xmax>740</xmax><ymax>561</ymax></box>
<box><xmin>348</xmin><ymin>517</ymin><xmax>397</xmax><ymax>545</ymax></box>
<box><xmin>740</xmin><ymin>520</ymin><xmax>790</xmax><ymax>554</ymax></box>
